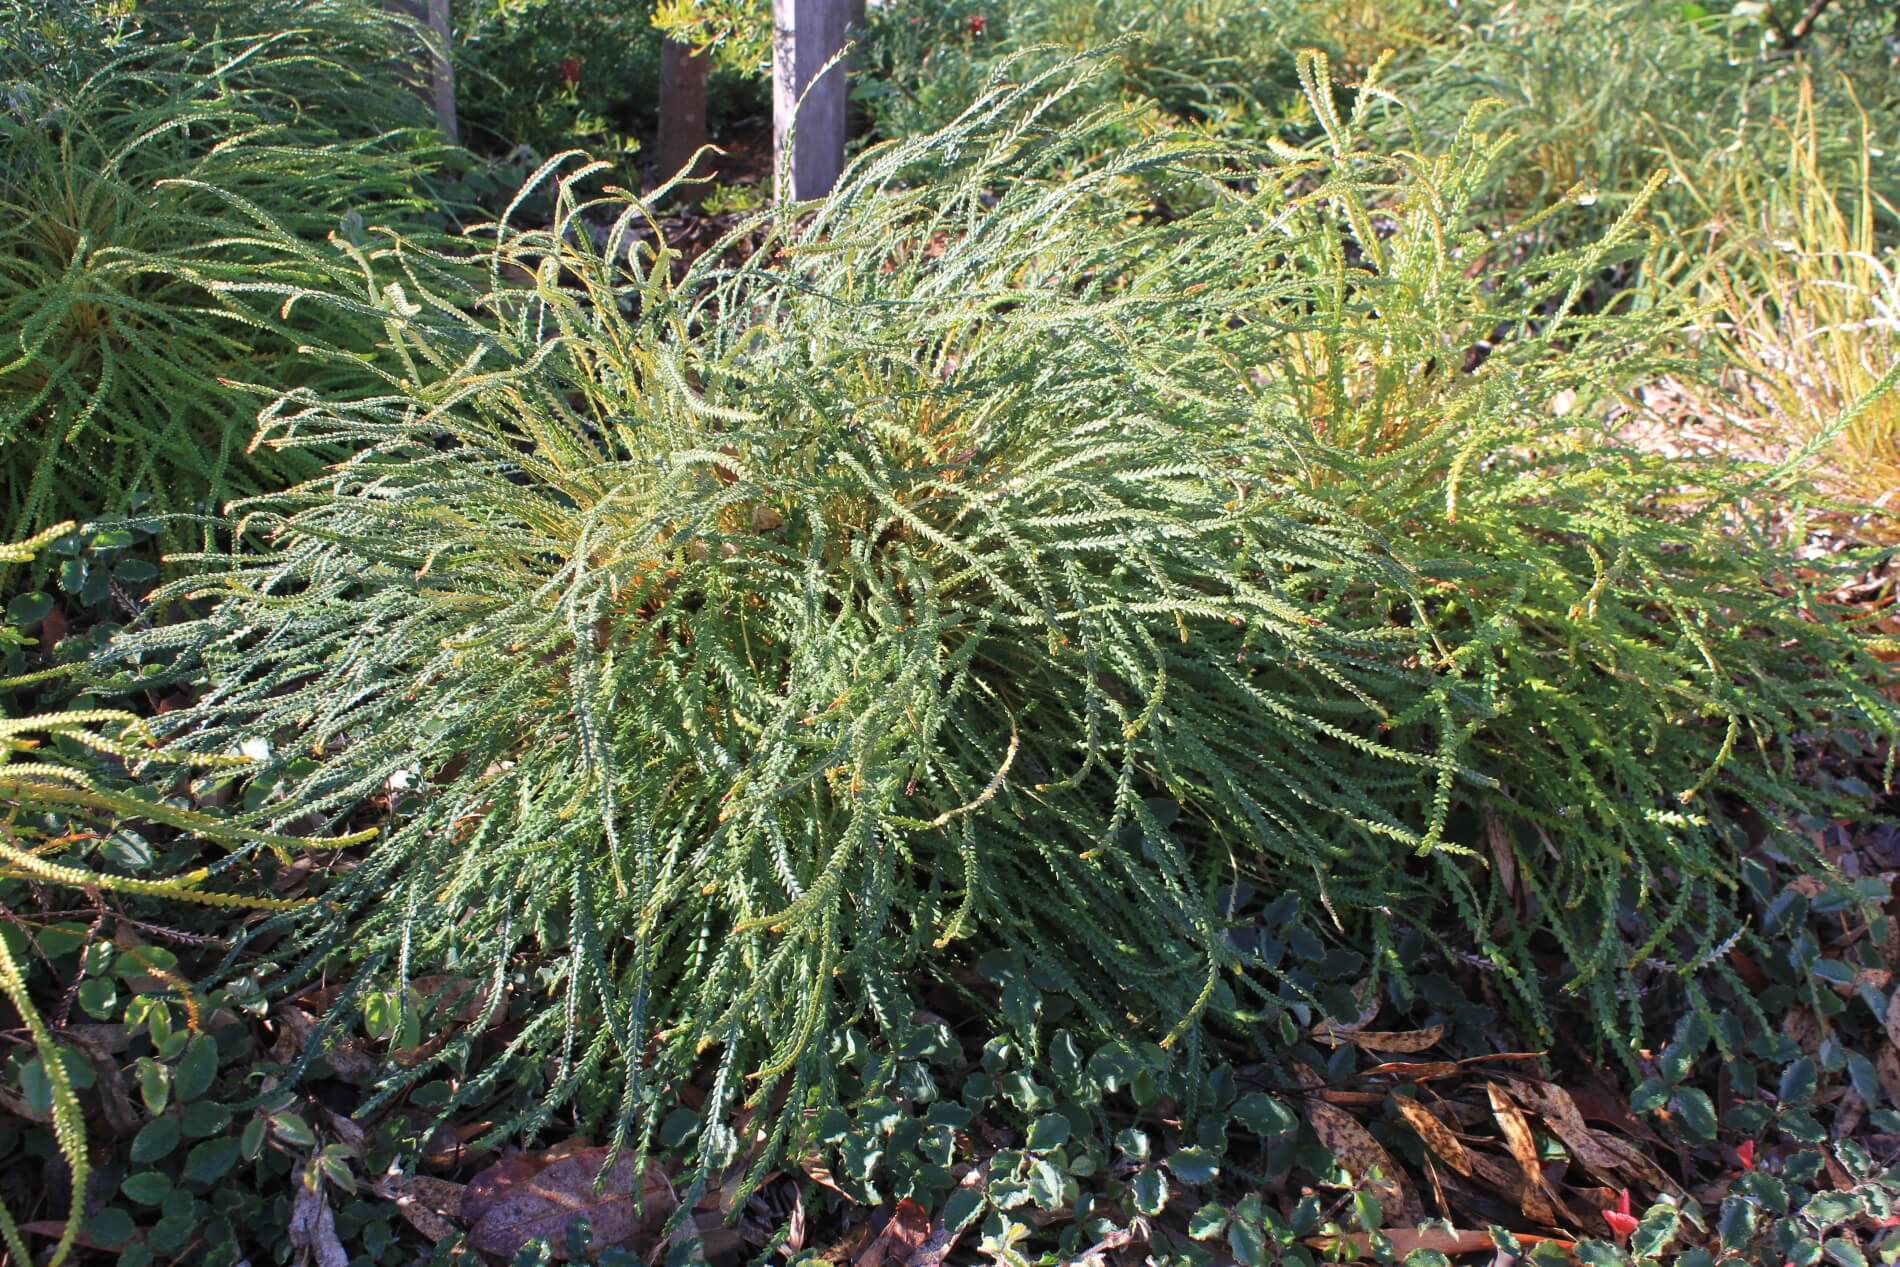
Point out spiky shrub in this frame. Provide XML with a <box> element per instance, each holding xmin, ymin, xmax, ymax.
<box><xmin>855</xmin><ymin>0</ymin><xmax>1331</xmax><ymax>145</ymax></box>
<box><xmin>1375</xmin><ymin>0</ymin><xmax>1896</xmax><ymax>238</ymax></box>
<box><xmin>0</xmin><ymin>0</ymin><xmax>455</xmax><ymax>571</ymax></box>
<box><xmin>113</xmin><ymin>58</ymin><xmax>1898</xmax><ymax>1186</ymax></box>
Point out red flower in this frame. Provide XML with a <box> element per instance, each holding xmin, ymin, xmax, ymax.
<box><xmin>557</xmin><ymin>56</ymin><xmax>582</xmax><ymax>87</ymax></box>
<box><xmin>1736</xmin><ymin>1139</ymin><xmax>1756</xmax><ymax>1170</ymax></box>
<box><xmin>968</xmin><ymin>14</ymin><xmax>987</xmax><ymax>36</ymax></box>
<box><xmin>1603</xmin><ymin>1189</ymin><xmax>1638</xmax><ymax>1246</ymax></box>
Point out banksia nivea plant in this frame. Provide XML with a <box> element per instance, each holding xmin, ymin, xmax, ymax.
<box><xmin>0</xmin><ymin>0</ymin><xmax>456</xmax><ymax>576</ymax></box>
<box><xmin>110</xmin><ymin>55</ymin><xmax>1899</xmax><ymax>1191</ymax></box>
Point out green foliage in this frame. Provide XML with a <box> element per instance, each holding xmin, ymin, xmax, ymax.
<box><xmin>0</xmin><ymin>0</ymin><xmax>459</xmax><ymax>578</ymax></box>
<box><xmin>0</xmin><ymin>523</ymin><xmax>355</xmax><ymax>1265</ymax></box>
<box><xmin>452</xmin><ymin>0</ymin><xmax>765</xmax><ymax>170</ymax></box>
<box><xmin>855</xmin><ymin>0</ymin><xmax>1317</xmax><ymax>144</ymax></box>
<box><xmin>1378</xmin><ymin>0</ymin><xmax>1898</xmax><ymax>234</ymax></box>
<box><xmin>97</xmin><ymin>55</ymin><xmax>1900</xmax><ymax>1208</ymax></box>
<box><xmin>452</xmin><ymin>0</ymin><xmax>659</xmax><ymax>163</ymax></box>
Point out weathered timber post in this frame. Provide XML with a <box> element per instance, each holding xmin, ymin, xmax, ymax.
<box><xmin>771</xmin><ymin>0</ymin><xmax>848</xmax><ymax>201</ymax></box>
<box><xmin>655</xmin><ymin>38</ymin><xmax>712</xmax><ymax>201</ymax></box>
<box><xmin>386</xmin><ymin>0</ymin><xmax>459</xmax><ymax>143</ymax></box>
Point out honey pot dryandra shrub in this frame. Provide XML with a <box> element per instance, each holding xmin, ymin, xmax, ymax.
<box><xmin>110</xmin><ymin>58</ymin><xmax>1900</xmax><ymax>1190</ymax></box>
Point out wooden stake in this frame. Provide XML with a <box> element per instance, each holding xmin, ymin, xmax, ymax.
<box><xmin>386</xmin><ymin>0</ymin><xmax>459</xmax><ymax>143</ymax></box>
<box><xmin>772</xmin><ymin>0</ymin><xmax>848</xmax><ymax>201</ymax></box>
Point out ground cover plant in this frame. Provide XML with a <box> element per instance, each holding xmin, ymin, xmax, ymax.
<box><xmin>57</xmin><ymin>49</ymin><xmax>1895</xmax><ymax>1246</ymax></box>
<box><xmin>0</xmin><ymin>0</ymin><xmax>459</xmax><ymax>576</ymax></box>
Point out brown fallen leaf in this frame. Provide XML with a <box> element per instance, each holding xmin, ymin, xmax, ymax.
<box><xmin>1879</xmin><ymin>1046</ymin><xmax>1900</xmax><ymax>1106</ymax></box>
<box><xmin>19</xmin><ymin>1223</ymin><xmax>134</xmax><ymax>1254</ymax></box>
<box><xmin>799</xmin><ymin>1154</ymin><xmax>854</xmax><ymax>1199</ymax></box>
<box><xmin>1466</xmin><ymin>1148</ymin><xmax>1533</xmax><ymax>1204</ymax></box>
<box><xmin>1588</xmin><ymin>1130</ymin><xmax>1680</xmax><ymax>1196</ymax></box>
<box><xmin>1486</xmin><ymin>1083</ymin><xmax>1564</xmax><ymax>1226</ymax></box>
<box><xmin>1306</xmin><ymin>1100</ymin><xmax>1420</xmax><ymax>1223</ymax></box>
<box><xmin>1484</xmin><ymin>807</ymin><xmax>1521</xmax><ymax>913</ymax></box>
<box><xmin>1505</xmin><ymin>1079</ymin><xmax>1625</xmax><ymax>1184</ymax></box>
<box><xmin>852</xmin><ymin>1198</ymin><xmax>931</xmax><ymax>1267</ymax></box>
<box><xmin>1303</xmin><ymin>1227</ymin><xmax>1555</xmax><ymax>1259</ymax></box>
<box><xmin>1456</xmin><ymin>1052</ymin><xmax>1548</xmax><ymax>1067</ymax></box>
<box><xmin>289</xmin><ymin>1183</ymin><xmax>350</xmax><ymax>1267</ymax></box>
<box><xmin>1361</xmin><ymin>1060</ymin><xmax>1462</xmax><ymax>1082</ymax></box>
<box><xmin>1313</xmin><ymin>1023</ymin><xmax>1446</xmax><ymax>1054</ymax></box>
<box><xmin>463</xmin><ymin>1148</ymin><xmax>565</xmax><ymax>1222</ymax></box>
<box><xmin>1783</xmin><ymin>1006</ymin><xmax>1823</xmax><ymax>1056</ymax></box>
<box><xmin>373</xmin><ymin>1174</ymin><xmax>465</xmax><ymax>1244</ymax></box>
<box><xmin>64</xmin><ymin>1031</ymin><xmax>140</xmax><ymax>1138</ymax></box>
<box><xmin>1419</xmin><ymin>1152</ymin><xmax>1451</xmax><ymax>1221</ymax></box>
<box><xmin>1391</xmin><ymin>1096</ymin><xmax>1474</xmax><ymax>1178</ymax></box>
<box><xmin>1567</xmin><ymin>1082</ymin><xmax>1667</xmax><ymax>1147</ymax></box>
<box><xmin>1838</xmin><ymin>1088</ymin><xmax>1869</xmax><ymax>1139</ymax></box>
<box><xmin>461</xmin><ymin>1144</ymin><xmax>673</xmax><ymax>1260</ymax></box>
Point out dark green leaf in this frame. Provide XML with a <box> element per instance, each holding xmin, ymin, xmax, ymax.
<box><xmin>130</xmin><ymin>1115</ymin><xmax>181</xmax><ymax>1164</ymax></box>
<box><xmin>182</xmin><ymin>1137</ymin><xmax>241</xmax><ymax>1184</ymax></box>
<box><xmin>173</xmin><ymin>1035</ymin><xmax>218</xmax><ymax>1103</ymax></box>
<box><xmin>1026</xmin><ymin>1114</ymin><xmax>1069</xmax><ymax>1154</ymax></box>
<box><xmin>1131</xmin><ymin>1167</ymin><xmax>1168</xmax><ymax>1216</ymax></box>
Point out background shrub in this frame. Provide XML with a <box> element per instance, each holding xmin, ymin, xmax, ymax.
<box><xmin>0</xmin><ymin>0</ymin><xmax>458</xmax><ymax>582</ymax></box>
<box><xmin>453</xmin><ymin>0</ymin><xmax>765</xmax><ymax>173</ymax></box>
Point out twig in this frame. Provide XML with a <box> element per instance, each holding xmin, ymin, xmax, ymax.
<box><xmin>1779</xmin><ymin>0</ymin><xmax>1835</xmax><ymax>48</ymax></box>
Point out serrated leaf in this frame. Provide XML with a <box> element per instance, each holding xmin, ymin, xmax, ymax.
<box><xmin>1673</xmin><ymin>1087</ymin><xmax>1717</xmax><ymax>1144</ymax></box>
<box><xmin>1131</xmin><ymin>1167</ymin><xmax>1168</xmax><ymax>1217</ymax></box>
<box><xmin>1188</xmin><ymin>1203</ymin><xmax>1229</xmax><ymax>1240</ymax></box>
<box><xmin>1167</xmin><ymin>1146</ymin><xmax>1219</xmax><ymax>1185</ymax></box>
<box><xmin>1232</xmin><ymin>1092</ymin><xmax>1298</xmax><ymax>1135</ymax></box>
<box><xmin>1779</xmin><ymin>1057</ymin><xmax>1817</xmax><ymax>1106</ymax></box>
<box><xmin>1026</xmin><ymin>1113</ymin><xmax>1069</xmax><ymax>1153</ymax></box>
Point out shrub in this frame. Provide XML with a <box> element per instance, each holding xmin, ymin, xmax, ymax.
<box><xmin>855</xmin><ymin>0</ymin><xmax>1325</xmax><ymax>144</ymax></box>
<box><xmin>108</xmin><ymin>57</ymin><xmax>1899</xmax><ymax>1195</ymax></box>
<box><xmin>0</xmin><ymin>0</ymin><xmax>456</xmax><ymax>581</ymax></box>
<box><xmin>451</xmin><ymin>0</ymin><xmax>659</xmax><ymax>163</ymax></box>
<box><xmin>1377</xmin><ymin>0</ymin><xmax>1897</xmax><ymax>240</ymax></box>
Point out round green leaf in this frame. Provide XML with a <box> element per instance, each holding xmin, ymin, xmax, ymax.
<box><xmin>84</xmin><ymin>1206</ymin><xmax>137</xmax><ymax>1248</ymax></box>
<box><xmin>6</xmin><ymin>591</ymin><xmax>53</xmax><ymax>627</ymax></box>
<box><xmin>148</xmin><ymin>1214</ymin><xmax>196</xmax><ymax>1255</ymax></box>
<box><xmin>173</xmin><ymin>1035</ymin><xmax>219</xmax><ymax>1102</ymax></box>
<box><xmin>181</xmin><ymin>1100</ymin><xmax>232</xmax><ymax>1138</ymax></box>
<box><xmin>135</xmin><ymin>1059</ymin><xmax>170</xmax><ymax>1116</ymax></box>
<box><xmin>1166</xmin><ymin>1146</ymin><xmax>1219</xmax><ymax>1185</ymax></box>
<box><xmin>77</xmin><ymin>977</ymin><xmax>118</xmax><ymax>1021</ymax></box>
<box><xmin>1232</xmin><ymin>1092</ymin><xmax>1298</xmax><ymax>1135</ymax></box>
<box><xmin>269</xmin><ymin>1111</ymin><xmax>317</xmax><ymax>1149</ymax></box>
<box><xmin>182</xmin><ymin>1137</ymin><xmax>241</xmax><ymax>1184</ymax></box>
<box><xmin>240</xmin><ymin>1114</ymin><xmax>268</xmax><ymax>1161</ymax></box>
<box><xmin>122</xmin><ymin>1170</ymin><xmax>174</xmax><ymax>1206</ymax></box>
<box><xmin>130</xmin><ymin>1114</ymin><xmax>182</xmax><ymax>1164</ymax></box>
